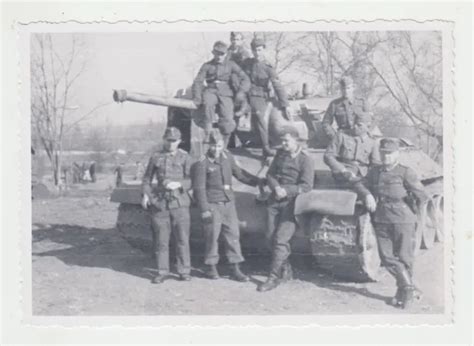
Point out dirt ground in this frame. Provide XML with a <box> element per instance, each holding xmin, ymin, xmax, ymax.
<box><xmin>32</xmin><ymin>178</ymin><xmax>444</xmax><ymax>315</ymax></box>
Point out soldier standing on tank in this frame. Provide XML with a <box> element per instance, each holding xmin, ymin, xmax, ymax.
<box><xmin>242</xmin><ymin>37</ymin><xmax>291</xmax><ymax>157</ymax></box>
<box><xmin>353</xmin><ymin>138</ymin><xmax>428</xmax><ymax>309</ymax></box>
<box><xmin>227</xmin><ymin>32</ymin><xmax>251</xmax><ymax>117</ymax></box>
<box><xmin>191</xmin><ymin>130</ymin><xmax>262</xmax><ymax>281</ymax></box>
<box><xmin>141</xmin><ymin>127</ymin><xmax>193</xmax><ymax>284</ymax></box>
<box><xmin>258</xmin><ymin>126</ymin><xmax>314</xmax><ymax>292</ymax></box>
<box><xmin>322</xmin><ymin>76</ymin><xmax>370</xmax><ymax>140</ymax></box>
<box><xmin>324</xmin><ymin>112</ymin><xmax>380</xmax><ymax>184</ymax></box>
<box><xmin>192</xmin><ymin>41</ymin><xmax>250</xmax><ymax>147</ymax></box>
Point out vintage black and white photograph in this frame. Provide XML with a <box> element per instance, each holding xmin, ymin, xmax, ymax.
<box><xmin>27</xmin><ymin>27</ymin><xmax>450</xmax><ymax>317</ymax></box>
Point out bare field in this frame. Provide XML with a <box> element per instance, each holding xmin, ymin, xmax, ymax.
<box><xmin>32</xmin><ymin>193</ymin><xmax>444</xmax><ymax>315</ymax></box>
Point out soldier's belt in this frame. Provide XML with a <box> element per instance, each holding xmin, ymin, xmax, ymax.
<box><xmin>378</xmin><ymin>196</ymin><xmax>406</xmax><ymax>203</ymax></box>
<box><xmin>339</xmin><ymin>158</ymin><xmax>369</xmax><ymax>166</ymax></box>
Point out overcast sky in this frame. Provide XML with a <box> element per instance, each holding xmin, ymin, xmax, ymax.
<box><xmin>35</xmin><ymin>32</ymin><xmax>232</xmax><ymax>127</ymax></box>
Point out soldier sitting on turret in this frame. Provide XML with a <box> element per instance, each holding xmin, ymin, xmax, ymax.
<box><xmin>192</xmin><ymin>40</ymin><xmax>250</xmax><ymax>147</ymax></box>
<box><xmin>324</xmin><ymin>112</ymin><xmax>380</xmax><ymax>184</ymax></box>
<box><xmin>322</xmin><ymin>76</ymin><xmax>370</xmax><ymax>140</ymax></box>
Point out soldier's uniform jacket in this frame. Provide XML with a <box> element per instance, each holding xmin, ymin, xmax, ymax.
<box><xmin>227</xmin><ymin>45</ymin><xmax>251</xmax><ymax>68</ymax></box>
<box><xmin>242</xmin><ymin>58</ymin><xmax>289</xmax><ymax>107</ymax></box>
<box><xmin>266</xmin><ymin>147</ymin><xmax>314</xmax><ymax>200</ymax></box>
<box><xmin>324</xmin><ymin>131</ymin><xmax>381</xmax><ymax>177</ymax></box>
<box><xmin>192</xmin><ymin>59</ymin><xmax>250</xmax><ymax>100</ymax></box>
<box><xmin>191</xmin><ymin>150</ymin><xmax>259</xmax><ymax>212</ymax></box>
<box><xmin>354</xmin><ymin>164</ymin><xmax>429</xmax><ymax>224</ymax></box>
<box><xmin>322</xmin><ymin>97</ymin><xmax>368</xmax><ymax>137</ymax></box>
<box><xmin>142</xmin><ymin>148</ymin><xmax>193</xmax><ymax>210</ymax></box>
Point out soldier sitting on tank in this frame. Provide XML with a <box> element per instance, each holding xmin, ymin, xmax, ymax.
<box><xmin>227</xmin><ymin>31</ymin><xmax>252</xmax><ymax>117</ymax></box>
<box><xmin>192</xmin><ymin>40</ymin><xmax>250</xmax><ymax>147</ymax></box>
<box><xmin>191</xmin><ymin>130</ymin><xmax>263</xmax><ymax>282</ymax></box>
<box><xmin>242</xmin><ymin>37</ymin><xmax>291</xmax><ymax>158</ymax></box>
<box><xmin>322</xmin><ymin>76</ymin><xmax>370</xmax><ymax>140</ymax></box>
<box><xmin>141</xmin><ymin>127</ymin><xmax>193</xmax><ymax>284</ymax></box>
<box><xmin>324</xmin><ymin>112</ymin><xmax>380</xmax><ymax>184</ymax></box>
<box><xmin>258</xmin><ymin>126</ymin><xmax>315</xmax><ymax>292</ymax></box>
<box><xmin>353</xmin><ymin>138</ymin><xmax>428</xmax><ymax>309</ymax></box>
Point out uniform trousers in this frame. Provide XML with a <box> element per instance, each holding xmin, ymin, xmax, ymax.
<box><xmin>203</xmin><ymin>201</ymin><xmax>245</xmax><ymax>265</ymax></box>
<box><xmin>150</xmin><ymin>206</ymin><xmax>191</xmax><ymax>275</ymax></box>
<box><xmin>267</xmin><ymin>199</ymin><xmax>297</xmax><ymax>277</ymax></box>
<box><xmin>374</xmin><ymin>222</ymin><xmax>416</xmax><ymax>286</ymax></box>
<box><xmin>249</xmin><ymin>96</ymin><xmax>271</xmax><ymax>151</ymax></box>
<box><xmin>203</xmin><ymin>89</ymin><xmax>235</xmax><ymax>135</ymax></box>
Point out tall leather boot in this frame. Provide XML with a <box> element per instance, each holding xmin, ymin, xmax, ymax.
<box><xmin>398</xmin><ymin>268</ymin><xmax>415</xmax><ymax>309</ymax></box>
<box><xmin>230</xmin><ymin>263</ymin><xmax>250</xmax><ymax>282</ymax></box>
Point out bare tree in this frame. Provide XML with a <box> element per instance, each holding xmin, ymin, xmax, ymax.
<box><xmin>366</xmin><ymin>31</ymin><xmax>443</xmax><ymax>160</ymax></box>
<box><xmin>31</xmin><ymin>34</ymin><xmax>111</xmax><ymax>187</ymax></box>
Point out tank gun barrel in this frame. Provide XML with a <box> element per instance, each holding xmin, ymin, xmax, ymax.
<box><xmin>113</xmin><ymin>89</ymin><xmax>197</xmax><ymax>110</ymax></box>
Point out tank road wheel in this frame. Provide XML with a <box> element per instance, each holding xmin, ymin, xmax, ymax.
<box><xmin>116</xmin><ymin>203</ymin><xmax>154</xmax><ymax>254</ymax></box>
<box><xmin>358</xmin><ymin>213</ymin><xmax>381</xmax><ymax>281</ymax></box>
<box><xmin>433</xmin><ymin>195</ymin><xmax>444</xmax><ymax>242</ymax></box>
<box><xmin>417</xmin><ymin>199</ymin><xmax>437</xmax><ymax>250</ymax></box>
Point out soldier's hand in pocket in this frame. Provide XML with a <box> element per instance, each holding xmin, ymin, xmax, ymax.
<box><xmin>365</xmin><ymin>194</ymin><xmax>377</xmax><ymax>212</ymax></box>
<box><xmin>201</xmin><ymin>210</ymin><xmax>212</xmax><ymax>220</ymax></box>
<box><xmin>141</xmin><ymin>194</ymin><xmax>150</xmax><ymax>210</ymax></box>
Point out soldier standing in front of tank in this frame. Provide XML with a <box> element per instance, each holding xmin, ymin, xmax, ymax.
<box><xmin>192</xmin><ymin>41</ymin><xmax>250</xmax><ymax>146</ymax></box>
<box><xmin>242</xmin><ymin>37</ymin><xmax>291</xmax><ymax>158</ymax></box>
<box><xmin>141</xmin><ymin>127</ymin><xmax>193</xmax><ymax>284</ymax></box>
<box><xmin>324</xmin><ymin>112</ymin><xmax>380</xmax><ymax>184</ymax></box>
<box><xmin>353</xmin><ymin>138</ymin><xmax>428</xmax><ymax>309</ymax></box>
<box><xmin>191</xmin><ymin>130</ymin><xmax>262</xmax><ymax>282</ymax></box>
<box><xmin>258</xmin><ymin>126</ymin><xmax>314</xmax><ymax>292</ymax></box>
<box><xmin>322</xmin><ymin>76</ymin><xmax>370</xmax><ymax>139</ymax></box>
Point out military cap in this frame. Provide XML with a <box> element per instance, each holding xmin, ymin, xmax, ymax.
<box><xmin>205</xmin><ymin>130</ymin><xmax>224</xmax><ymax>144</ymax></box>
<box><xmin>163</xmin><ymin>126</ymin><xmax>181</xmax><ymax>141</ymax></box>
<box><xmin>212</xmin><ymin>41</ymin><xmax>228</xmax><ymax>54</ymax></box>
<box><xmin>355</xmin><ymin>111</ymin><xmax>372</xmax><ymax>125</ymax></box>
<box><xmin>379</xmin><ymin>138</ymin><xmax>400</xmax><ymax>152</ymax></box>
<box><xmin>230</xmin><ymin>31</ymin><xmax>243</xmax><ymax>39</ymax></box>
<box><xmin>278</xmin><ymin>125</ymin><xmax>300</xmax><ymax>139</ymax></box>
<box><xmin>339</xmin><ymin>76</ymin><xmax>354</xmax><ymax>88</ymax></box>
<box><xmin>251</xmin><ymin>37</ymin><xmax>266</xmax><ymax>50</ymax></box>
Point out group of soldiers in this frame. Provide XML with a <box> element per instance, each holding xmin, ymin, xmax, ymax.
<box><xmin>139</xmin><ymin>33</ymin><xmax>429</xmax><ymax>310</ymax></box>
<box><xmin>192</xmin><ymin>32</ymin><xmax>290</xmax><ymax>156</ymax></box>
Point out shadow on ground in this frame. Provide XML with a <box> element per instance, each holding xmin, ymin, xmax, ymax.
<box><xmin>33</xmin><ymin>222</ymin><xmax>391</xmax><ymax>304</ymax></box>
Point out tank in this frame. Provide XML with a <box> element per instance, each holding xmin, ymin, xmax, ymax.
<box><xmin>110</xmin><ymin>88</ymin><xmax>444</xmax><ymax>282</ymax></box>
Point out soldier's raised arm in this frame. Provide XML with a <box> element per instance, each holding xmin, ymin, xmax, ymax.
<box><xmin>227</xmin><ymin>152</ymin><xmax>259</xmax><ymax>187</ymax></box>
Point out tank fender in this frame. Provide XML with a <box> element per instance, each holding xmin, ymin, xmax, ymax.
<box><xmin>294</xmin><ymin>189</ymin><xmax>358</xmax><ymax>217</ymax></box>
